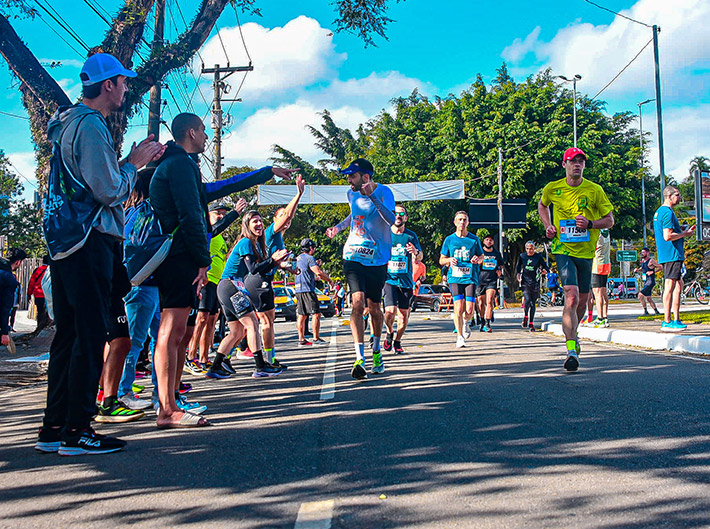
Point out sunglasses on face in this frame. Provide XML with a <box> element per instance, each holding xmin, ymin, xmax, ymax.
<box><xmin>395</xmin><ymin>212</ymin><xmax>406</xmax><ymax>217</ymax></box>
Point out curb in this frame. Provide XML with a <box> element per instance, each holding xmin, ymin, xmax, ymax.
<box><xmin>541</xmin><ymin>322</ymin><xmax>710</xmax><ymax>356</ymax></box>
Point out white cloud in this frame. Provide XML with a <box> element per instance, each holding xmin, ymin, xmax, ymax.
<box><xmin>502</xmin><ymin>26</ymin><xmax>541</xmax><ymax>64</ymax></box>
<box><xmin>199</xmin><ymin>16</ymin><xmax>345</xmax><ymax>101</ymax></box>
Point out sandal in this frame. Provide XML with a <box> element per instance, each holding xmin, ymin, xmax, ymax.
<box><xmin>156</xmin><ymin>412</ymin><xmax>211</xmax><ymax>429</ymax></box>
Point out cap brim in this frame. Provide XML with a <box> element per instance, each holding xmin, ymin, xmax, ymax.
<box><xmin>339</xmin><ymin>167</ymin><xmax>358</xmax><ymax>175</ymax></box>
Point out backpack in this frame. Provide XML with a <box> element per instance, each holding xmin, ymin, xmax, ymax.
<box><xmin>124</xmin><ymin>200</ymin><xmax>178</xmax><ymax>286</ymax></box>
<box><xmin>43</xmin><ymin>113</ymin><xmax>105</xmax><ymax>260</ymax></box>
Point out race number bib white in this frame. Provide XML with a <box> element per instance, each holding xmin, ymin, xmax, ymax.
<box><xmin>452</xmin><ymin>265</ymin><xmax>471</xmax><ymax>278</ymax></box>
<box><xmin>388</xmin><ymin>259</ymin><xmax>407</xmax><ymax>274</ymax></box>
<box><xmin>345</xmin><ymin>235</ymin><xmax>375</xmax><ymax>263</ymax></box>
<box><xmin>482</xmin><ymin>256</ymin><xmax>497</xmax><ymax>270</ymax></box>
<box><xmin>559</xmin><ymin>219</ymin><xmax>590</xmax><ymax>243</ymax></box>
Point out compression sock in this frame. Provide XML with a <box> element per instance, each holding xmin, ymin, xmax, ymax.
<box><xmin>355</xmin><ymin>343</ymin><xmax>365</xmax><ymax>362</ymax></box>
<box><xmin>264</xmin><ymin>348</ymin><xmax>274</xmax><ymax>363</ymax></box>
<box><xmin>529</xmin><ymin>305</ymin><xmax>536</xmax><ymax>323</ymax></box>
<box><xmin>372</xmin><ymin>336</ymin><xmax>381</xmax><ymax>352</ymax></box>
<box><xmin>566</xmin><ymin>339</ymin><xmax>577</xmax><ymax>352</ymax></box>
<box><xmin>588</xmin><ymin>310</ymin><xmax>593</xmax><ymax>322</ymax></box>
<box><xmin>253</xmin><ymin>350</ymin><xmax>266</xmax><ymax>369</ymax></box>
<box><xmin>212</xmin><ymin>352</ymin><xmax>225</xmax><ymax>370</ymax></box>
<box><xmin>102</xmin><ymin>395</ymin><xmax>116</xmax><ymax>407</ymax></box>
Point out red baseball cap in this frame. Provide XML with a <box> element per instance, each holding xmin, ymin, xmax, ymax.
<box><xmin>562</xmin><ymin>147</ymin><xmax>587</xmax><ymax>162</ymax></box>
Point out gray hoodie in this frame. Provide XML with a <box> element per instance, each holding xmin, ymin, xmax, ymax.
<box><xmin>47</xmin><ymin>104</ymin><xmax>137</xmax><ymax>239</ymax></box>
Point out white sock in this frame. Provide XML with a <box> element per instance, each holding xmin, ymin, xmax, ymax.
<box><xmin>355</xmin><ymin>343</ymin><xmax>365</xmax><ymax>362</ymax></box>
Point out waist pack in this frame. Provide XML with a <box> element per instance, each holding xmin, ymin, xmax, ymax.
<box><xmin>43</xmin><ymin>114</ymin><xmax>104</xmax><ymax>260</ymax></box>
<box><xmin>124</xmin><ymin>200</ymin><xmax>178</xmax><ymax>286</ymax></box>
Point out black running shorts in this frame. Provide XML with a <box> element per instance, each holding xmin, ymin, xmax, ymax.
<box><xmin>383</xmin><ymin>283</ymin><xmax>414</xmax><ymax>310</ymax></box>
<box><xmin>217</xmin><ymin>278</ymin><xmax>256</xmax><ymax>322</ymax></box>
<box><xmin>554</xmin><ymin>254</ymin><xmax>593</xmax><ymax>294</ymax></box>
<box><xmin>662</xmin><ymin>260</ymin><xmax>683</xmax><ymax>281</ymax></box>
<box><xmin>476</xmin><ymin>281</ymin><xmax>498</xmax><ymax>298</ymax></box>
<box><xmin>522</xmin><ymin>286</ymin><xmax>540</xmax><ymax>301</ymax></box>
<box><xmin>296</xmin><ymin>291</ymin><xmax>320</xmax><ymax>316</ymax></box>
<box><xmin>591</xmin><ymin>273</ymin><xmax>608</xmax><ymax>289</ymax></box>
<box><xmin>245</xmin><ymin>275</ymin><xmax>276</xmax><ymax>313</ymax></box>
<box><xmin>450</xmin><ymin>283</ymin><xmax>475</xmax><ymax>301</ymax></box>
<box><xmin>197</xmin><ymin>281</ymin><xmax>220</xmax><ymax>315</ymax></box>
<box><xmin>344</xmin><ymin>260</ymin><xmax>387</xmax><ymax>304</ymax></box>
<box><xmin>640</xmin><ymin>279</ymin><xmax>655</xmax><ymax>297</ymax></box>
<box><xmin>154</xmin><ymin>253</ymin><xmax>199</xmax><ymax>310</ymax></box>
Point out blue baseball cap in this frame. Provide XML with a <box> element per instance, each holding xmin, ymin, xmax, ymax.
<box><xmin>339</xmin><ymin>158</ymin><xmax>374</xmax><ymax>176</ymax></box>
<box><xmin>80</xmin><ymin>53</ymin><xmax>137</xmax><ymax>86</ymax></box>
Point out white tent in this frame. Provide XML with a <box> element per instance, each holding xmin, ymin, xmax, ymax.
<box><xmin>257</xmin><ymin>180</ymin><xmax>465</xmax><ymax>205</ymax></box>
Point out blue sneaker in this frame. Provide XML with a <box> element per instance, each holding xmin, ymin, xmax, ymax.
<box><xmin>177</xmin><ymin>395</ymin><xmax>207</xmax><ymax>415</ymax></box>
<box><xmin>35</xmin><ymin>426</ymin><xmax>61</xmax><ymax>453</ymax></box>
<box><xmin>661</xmin><ymin>321</ymin><xmax>674</xmax><ymax>330</ymax></box>
<box><xmin>674</xmin><ymin>320</ymin><xmax>687</xmax><ymax>329</ymax></box>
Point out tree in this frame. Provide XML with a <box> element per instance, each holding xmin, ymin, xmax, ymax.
<box><xmin>0</xmin><ymin>150</ymin><xmax>43</xmax><ymax>255</ymax></box>
<box><xmin>0</xmin><ymin>0</ymin><xmax>406</xmax><ymax>189</ymax></box>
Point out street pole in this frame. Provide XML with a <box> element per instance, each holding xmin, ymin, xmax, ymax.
<box><xmin>497</xmin><ymin>148</ymin><xmax>504</xmax><ymax>309</ymax></box>
<box><xmin>638</xmin><ymin>98</ymin><xmax>655</xmax><ymax>249</ymax></box>
<box><xmin>147</xmin><ymin>0</ymin><xmax>165</xmax><ymax>140</ymax></box>
<box><xmin>556</xmin><ymin>74</ymin><xmax>582</xmax><ymax>147</ymax></box>
<box><xmin>652</xmin><ymin>25</ymin><xmax>666</xmax><ymax>193</ymax></box>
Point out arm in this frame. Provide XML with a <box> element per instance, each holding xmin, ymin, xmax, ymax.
<box><xmin>0</xmin><ymin>273</ymin><xmax>17</xmax><ymax>336</ymax></box>
<box><xmin>576</xmin><ymin>211</ymin><xmax>615</xmax><ymax>230</ymax></box>
<box><xmin>368</xmin><ymin>193</ymin><xmax>396</xmax><ymax>225</ymax></box>
<box><xmin>327</xmin><ymin>214</ymin><xmax>352</xmax><ymax>238</ymax></box>
<box><xmin>311</xmin><ymin>264</ymin><xmax>332</xmax><ymax>284</ymax></box>
<box><xmin>204</xmin><ymin>167</ymin><xmax>291</xmax><ymax>201</ymax></box>
<box><xmin>212</xmin><ymin>210</ymin><xmax>240</xmax><ymax>237</ymax></box>
<box><xmin>274</xmin><ymin>174</ymin><xmax>305</xmax><ymax>233</ymax></box>
<box><xmin>663</xmin><ymin>225</ymin><xmax>695</xmax><ymax>241</ymax></box>
<box><xmin>244</xmin><ymin>254</ymin><xmax>276</xmax><ymax>275</ymax></box>
<box><xmin>538</xmin><ymin>200</ymin><xmax>556</xmax><ymax>238</ymax></box>
<box><xmin>172</xmin><ymin>165</ymin><xmax>211</xmax><ymax>267</ymax></box>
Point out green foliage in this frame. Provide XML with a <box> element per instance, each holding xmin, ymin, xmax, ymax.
<box><xmin>0</xmin><ymin>150</ymin><xmax>43</xmax><ymax>255</ymax></box>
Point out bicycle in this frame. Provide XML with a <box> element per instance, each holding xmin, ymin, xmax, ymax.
<box><xmin>682</xmin><ymin>268</ymin><xmax>709</xmax><ymax>305</ymax></box>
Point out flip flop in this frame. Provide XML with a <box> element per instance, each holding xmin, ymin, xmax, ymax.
<box><xmin>7</xmin><ymin>336</ymin><xmax>16</xmax><ymax>355</ymax></box>
<box><xmin>156</xmin><ymin>412</ymin><xmax>211</xmax><ymax>429</ymax></box>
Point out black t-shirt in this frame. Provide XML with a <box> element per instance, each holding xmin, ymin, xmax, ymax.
<box><xmin>479</xmin><ymin>248</ymin><xmax>503</xmax><ymax>284</ymax></box>
<box><xmin>517</xmin><ymin>253</ymin><xmax>546</xmax><ymax>289</ymax></box>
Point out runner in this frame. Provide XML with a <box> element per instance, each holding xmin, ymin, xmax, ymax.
<box><xmin>383</xmin><ymin>205</ymin><xmax>423</xmax><ymax>355</ymax></box>
<box><xmin>589</xmin><ymin>229</ymin><xmax>611</xmax><ymax>328</ymax></box>
<box><xmin>516</xmin><ymin>241</ymin><xmax>547</xmax><ymax>331</ymax></box>
<box><xmin>326</xmin><ymin>158</ymin><xmax>395</xmax><ymax>378</ymax></box>
<box><xmin>633</xmin><ymin>247</ymin><xmax>662</xmax><ymax>316</ymax></box>
<box><xmin>439</xmin><ymin>211</ymin><xmax>483</xmax><ymax>348</ymax></box>
<box><xmin>547</xmin><ymin>267</ymin><xmax>560</xmax><ymax>305</ymax></box>
<box><xmin>477</xmin><ymin>234</ymin><xmax>504</xmax><ymax>333</ymax></box>
<box><xmin>295</xmin><ymin>238</ymin><xmax>333</xmax><ymax>347</ymax></box>
<box><xmin>538</xmin><ymin>147</ymin><xmax>614</xmax><ymax>371</ymax></box>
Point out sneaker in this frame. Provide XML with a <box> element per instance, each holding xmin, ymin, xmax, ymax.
<box><xmin>456</xmin><ymin>335</ymin><xmax>466</xmax><ymax>348</ymax></box>
<box><xmin>58</xmin><ymin>428</ymin><xmax>126</xmax><ymax>456</ymax></box>
<box><xmin>383</xmin><ymin>334</ymin><xmax>393</xmax><ymax>352</ymax></box>
<box><xmin>184</xmin><ymin>358</ymin><xmax>205</xmax><ymax>375</ymax></box>
<box><xmin>236</xmin><ymin>348</ymin><xmax>254</xmax><ymax>359</ymax></box>
<box><xmin>271</xmin><ymin>359</ymin><xmax>288</xmax><ymax>370</ymax></box>
<box><xmin>479</xmin><ymin>323</ymin><xmax>486</xmax><ymax>332</ymax></box>
<box><xmin>205</xmin><ymin>365</ymin><xmax>232</xmax><ymax>379</ymax></box>
<box><xmin>372</xmin><ymin>352</ymin><xmax>385</xmax><ymax>374</ymax></box>
<box><xmin>522</xmin><ymin>317</ymin><xmax>528</xmax><ymax>328</ymax></box>
<box><xmin>312</xmin><ymin>338</ymin><xmax>328</xmax><ymax>345</ymax></box>
<box><xmin>643</xmin><ymin>310</ymin><xmax>650</xmax><ymax>316</ymax></box>
<box><xmin>351</xmin><ymin>359</ymin><xmax>367</xmax><ymax>380</ymax></box>
<box><xmin>131</xmin><ymin>383</ymin><xmax>145</xmax><ymax>394</ymax></box>
<box><xmin>674</xmin><ymin>320</ymin><xmax>687</xmax><ymax>330</ymax></box>
<box><xmin>119</xmin><ymin>394</ymin><xmax>152</xmax><ymax>411</ymax></box>
<box><xmin>563</xmin><ymin>352</ymin><xmax>579</xmax><ymax>372</ymax></box>
<box><xmin>463</xmin><ymin>325</ymin><xmax>471</xmax><ymax>339</ymax></box>
<box><xmin>221</xmin><ymin>357</ymin><xmax>236</xmax><ymax>375</ymax></box>
<box><xmin>591</xmin><ymin>318</ymin><xmax>605</xmax><ymax>328</ymax></box>
<box><xmin>602</xmin><ymin>318</ymin><xmax>610</xmax><ymax>328</ymax></box>
<box><xmin>298</xmin><ymin>340</ymin><xmax>313</xmax><ymax>348</ymax></box>
<box><xmin>177</xmin><ymin>395</ymin><xmax>207</xmax><ymax>414</ymax></box>
<box><xmin>95</xmin><ymin>399</ymin><xmax>145</xmax><ymax>423</ymax></box>
<box><xmin>393</xmin><ymin>342</ymin><xmax>405</xmax><ymax>355</ymax></box>
<box><xmin>654</xmin><ymin>309</ymin><xmax>661</xmax><ymax>315</ymax></box>
<box><xmin>179</xmin><ymin>382</ymin><xmax>192</xmax><ymax>394</ymax></box>
<box><xmin>661</xmin><ymin>320</ymin><xmax>675</xmax><ymax>331</ymax></box>
<box><xmin>528</xmin><ymin>323</ymin><xmax>535</xmax><ymax>332</ymax></box>
<box><xmin>482</xmin><ymin>324</ymin><xmax>492</xmax><ymax>333</ymax></box>
<box><xmin>35</xmin><ymin>426</ymin><xmax>61</xmax><ymax>453</ymax></box>
<box><xmin>252</xmin><ymin>364</ymin><xmax>283</xmax><ymax>378</ymax></box>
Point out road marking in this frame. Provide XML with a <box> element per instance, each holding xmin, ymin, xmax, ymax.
<box><xmin>320</xmin><ymin>320</ymin><xmax>338</xmax><ymax>400</ymax></box>
<box><xmin>294</xmin><ymin>499</ymin><xmax>334</xmax><ymax>529</ymax></box>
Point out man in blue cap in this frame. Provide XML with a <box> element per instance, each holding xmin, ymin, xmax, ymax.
<box><xmin>327</xmin><ymin>158</ymin><xmax>395</xmax><ymax>379</ymax></box>
<box><xmin>36</xmin><ymin>53</ymin><xmax>164</xmax><ymax>456</ymax></box>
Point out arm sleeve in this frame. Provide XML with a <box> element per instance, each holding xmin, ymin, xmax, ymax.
<box><xmin>204</xmin><ymin>167</ymin><xmax>274</xmax><ymax>201</ymax></box>
<box><xmin>516</xmin><ymin>256</ymin><xmax>523</xmax><ymax>274</ymax></box>
<box><xmin>244</xmin><ymin>254</ymin><xmax>275</xmax><ymax>275</ymax></box>
<box><xmin>211</xmin><ymin>210</ymin><xmax>240</xmax><ymax>237</ymax></box>
<box><xmin>369</xmin><ymin>188</ymin><xmax>395</xmax><ymax>225</ymax></box>
<box><xmin>74</xmin><ymin>116</ymin><xmax>136</xmax><ymax>207</ymax></box>
<box><xmin>172</xmin><ymin>168</ymin><xmax>211</xmax><ymax>267</ymax></box>
<box><xmin>335</xmin><ymin>214</ymin><xmax>352</xmax><ymax>232</ymax></box>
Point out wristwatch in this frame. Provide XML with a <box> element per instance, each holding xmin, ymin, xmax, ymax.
<box><xmin>587</xmin><ymin>220</ymin><xmax>594</xmax><ymax>229</ymax></box>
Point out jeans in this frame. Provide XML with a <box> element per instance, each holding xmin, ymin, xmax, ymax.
<box><xmin>118</xmin><ymin>285</ymin><xmax>160</xmax><ymax>398</ymax></box>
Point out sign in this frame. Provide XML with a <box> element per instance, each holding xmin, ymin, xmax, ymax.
<box><xmin>695</xmin><ymin>170</ymin><xmax>710</xmax><ymax>241</ymax></box>
<box><xmin>617</xmin><ymin>250</ymin><xmax>638</xmax><ymax>262</ymax></box>
<box><xmin>468</xmin><ymin>198</ymin><xmax>527</xmax><ymax>230</ymax></box>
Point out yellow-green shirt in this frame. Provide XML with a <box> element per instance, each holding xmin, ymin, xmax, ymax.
<box><xmin>541</xmin><ymin>177</ymin><xmax>613</xmax><ymax>259</ymax></box>
<box><xmin>206</xmin><ymin>234</ymin><xmax>228</xmax><ymax>285</ymax></box>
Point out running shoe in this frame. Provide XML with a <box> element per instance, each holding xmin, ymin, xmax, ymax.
<box><xmin>528</xmin><ymin>323</ymin><xmax>535</xmax><ymax>332</ymax></box>
<box><xmin>482</xmin><ymin>324</ymin><xmax>492</xmax><ymax>333</ymax></box>
<box><xmin>602</xmin><ymin>318</ymin><xmax>610</xmax><ymax>328</ymax></box>
<box><xmin>351</xmin><ymin>359</ymin><xmax>367</xmax><ymax>380</ymax></box>
<box><xmin>131</xmin><ymin>383</ymin><xmax>145</xmax><ymax>394</ymax></box>
<box><xmin>456</xmin><ymin>335</ymin><xmax>466</xmax><ymax>348</ymax></box>
<box><xmin>479</xmin><ymin>323</ymin><xmax>486</xmax><ymax>332</ymax></box>
<box><xmin>35</xmin><ymin>426</ymin><xmax>61</xmax><ymax>453</ymax></box>
<box><xmin>463</xmin><ymin>325</ymin><xmax>471</xmax><ymax>339</ymax></box>
<box><xmin>393</xmin><ymin>342</ymin><xmax>405</xmax><ymax>355</ymax></box>
<box><xmin>236</xmin><ymin>348</ymin><xmax>254</xmax><ymax>359</ymax></box>
<box><xmin>177</xmin><ymin>395</ymin><xmax>207</xmax><ymax>414</ymax></box>
<box><xmin>661</xmin><ymin>320</ymin><xmax>675</xmax><ymax>331</ymax></box>
<box><xmin>674</xmin><ymin>320</ymin><xmax>687</xmax><ymax>329</ymax></box>
<box><xmin>58</xmin><ymin>428</ymin><xmax>126</xmax><ymax>456</ymax></box>
<box><xmin>563</xmin><ymin>352</ymin><xmax>579</xmax><ymax>372</ymax></box>
<box><xmin>205</xmin><ymin>365</ymin><xmax>232</xmax><ymax>379</ymax></box>
<box><xmin>522</xmin><ymin>317</ymin><xmax>528</xmax><ymax>328</ymax></box>
<box><xmin>369</xmin><ymin>335</ymin><xmax>374</xmax><ymax>349</ymax></box>
<box><xmin>312</xmin><ymin>338</ymin><xmax>328</xmax><ymax>345</ymax></box>
<box><xmin>643</xmin><ymin>310</ymin><xmax>650</xmax><ymax>316</ymax></box>
<box><xmin>252</xmin><ymin>364</ymin><xmax>282</xmax><ymax>378</ymax></box>
<box><xmin>119</xmin><ymin>394</ymin><xmax>152</xmax><ymax>410</ymax></box>
<box><xmin>591</xmin><ymin>318</ymin><xmax>605</xmax><ymax>328</ymax></box>
<box><xmin>298</xmin><ymin>340</ymin><xmax>313</xmax><ymax>347</ymax></box>
<box><xmin>95</xmin><ymin>398</ymin><xmax>145</xmax><ymax>423</ymax></box>
<box><xmin>184</xmin><ymin>358</ymin><xmax>205</xmax><ymax>375</ymax></box>
<box><xmin>271</xmin><ymin>359</ymin><xmax>288</xmax><ymax>370</ymax></box>
<box><xmin>221</xmin><ymin>357</ymin><xmax>236</xmax><ymax>375</ymax></box>
<box><xmin>383</xmin><ymin>333</ymin><xmax>393</xmax><ymax>352</ymax></box>
<box><xmin>372</xmin><ymin>352</ymin><xmax>385</xmax><ymax>374</ymax></box>
<box><xmin>179</xmin><ymin>382</ymin><xmax>192</xmax><ymax>394</ymax></box>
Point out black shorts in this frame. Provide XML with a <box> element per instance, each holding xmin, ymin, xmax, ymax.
<box><xmin>662</xmin><ymin>261</ymin><xmax>683</xmax><ymax>281</ymax></box>
<box><xmin>344</xmin><ymin>260</ymin><xmax>387</xmax><ymax>303</ymax></box>
<box><xmin>245</xmin><ymin>275</ymin><xmax>275</xmax><ymax>313</ymax></box>
<box><xmin>296</xmin><ymin>291</ymin><xmax>320</xmax><ymax>316</ymax></box>
<box><xmin>522</xmin><ymin>286</ymin><xmax>540</xmax><ymax>301</ymax></box>
<box><xmin>154</xmin><ymin>253</ymin><xmax>199</xmax><ymax>310</ymax></box>
<box><xmin>554</xmin><ymin>254</ymin><xmax>593</xmax><ymax>294</ymax></box>
<box><xmin>476</xmin><ymin>281</ymin><xmax>498</xmax><ymax>298</ymax></box>
<box><xmin>186</xmin><ymin>307</ymin><xmax>198</xmax><ymax>327</ymax></box>
<box><xmin>197</xmin><ymin>281</ymin><xmax>220</xmax><ymax>315</ymax></box>
<box><xmin>383</xmin><ymin>283</ymin><xmax>414</xmax><ymax>310</ymax></box>
<box><xmin>217</xmin><ymin>278</ymin><xmax>255</xmax><ymax>322</ymax></box>
<box><xmin>591</xmin><ymin>273</ymin><xmax>608</xmax><ymax>289</ymax></box>
<box><xmin>449</xmin><ymin>283</ymin><xmax>475</xmax><ymax>302</ymax></box>
<box><xmin>107</xmin><ymin>243</ymin><xmax>131</xmax><ymax>342</ymax></box>
<box><xmin>640</xmin><ymin>280</ymin><xmax>655</xmax><ymax>297</ymax></box>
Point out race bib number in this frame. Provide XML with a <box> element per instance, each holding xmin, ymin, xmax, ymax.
<box><xmin>559</xmin><ymin>219</ymin><xmax>590</xmax><ymax>243</ymax></box>
<box><xmin>452</xmin><ymin>265</ymin><xmax>471</xmax><ymax>278</ymax></box>
<box><xmin>345</xmin><ymin>236</ymin><xmax>376</xmax><ymax>263</ymax></box>
<box><xmin>482</xmin><ymin>256</ymin><xmax>497</xmax><ymax>270</ymax></box>
<box><xmin>388</xmin><ymin>259</ymin><xmax>407</xmax><ymax>274</ymax></box>
<box><xmin>641</xmin><ymin>273</ymin><xmax>647</xmax><ymax>281</ymax></box>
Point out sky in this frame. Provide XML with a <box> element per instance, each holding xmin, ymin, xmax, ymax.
<box><xmin>1</xmin><ymin>0</ymin><xmax>709</xmax><ymax>202</ymax></box>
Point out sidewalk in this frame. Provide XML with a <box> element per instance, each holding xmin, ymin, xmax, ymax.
<box><xmin>0</xmin><ymin>311</ymin><xmax>51</xmax><ymax>391</ymax></box>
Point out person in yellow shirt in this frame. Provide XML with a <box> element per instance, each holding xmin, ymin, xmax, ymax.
<box><xmin>538</xmin><ymin>147</ymin><xmax>614</xmax><ymax>371</ymax></box>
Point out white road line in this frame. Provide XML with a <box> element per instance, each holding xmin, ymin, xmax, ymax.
<box><xmin>320</xmin><ymin>320</ymin><xmax>339</xmax><ymax>400</ymax></box>
<box><xmin>294</xmin><ymin>500</ymin><xmax>334</xmax><ymax>529</ymax></box>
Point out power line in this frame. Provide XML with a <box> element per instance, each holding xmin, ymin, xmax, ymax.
<box><xmin>81</xmin><ymin>0</ymin><xmax>111</xmax><ymax>27</ymax></box>
<box><xmin>591</xmin><ymin>37</ymin><xmax>653</xmax><ymax>101</ymax></box>
<box><xmin>6</xmin><ymin>159</ymin><xmax>38</xmax><ymax>190</ymax></box>
<box><xmin>32</xmin><ymin>0</ymin><xmax>90</xmax><ymax>52</ymax></box>
<box><xmin>0</xmin><ymin>110</ymin><xmax>30</xmax><ymax>120</ymax></box>
<box><xmin>33</xmin><ymin>11</ymin><xmax>86</xmax><ymax>58</ymax></box>
<box><xmin>231</xmin><ymin>3</ymin><xmax>253</xmax><ymax>64</ymax></box>
<box><xmin>582</xmin><ymin>0</ymin><xmax>652</xmax><ymax>28</ymax></box>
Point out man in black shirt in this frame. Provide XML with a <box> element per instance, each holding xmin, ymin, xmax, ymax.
<box><xmin>516</xmin><ymin>241</ymin><xmax>548</xmax><ymax>331</ymax></box>
<box><xmin>477</xmin><ymin>234</ymin><xmax>504</xmax><ymax>332</ymax></box>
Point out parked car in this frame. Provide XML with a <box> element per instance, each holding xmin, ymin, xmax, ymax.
<box><xmin>412</xmin><ymin>284</ymin><xmax>452</xmax><ymax>312</ymax></box>
<box><xmin>286</xmin><ymin>287</ymin><xmax>336</xmax><ymax>317</ymax></box>
<box><xmin>273</xmin><ymin>285</ymin><xmax>297</xmax><ymax>321</ymax></box>
<box><xmin>607</xmin><ymin>277</ymin><xmax>638</xmax><ymax>299</ymax></box>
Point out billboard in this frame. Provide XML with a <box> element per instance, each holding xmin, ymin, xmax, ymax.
<box><xmin>694</xmin><ymin>170</ymin><xmax>710</xmax><ymax>241</ymax></box>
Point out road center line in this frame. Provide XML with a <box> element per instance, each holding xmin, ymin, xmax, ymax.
<box><xmin>320</xmin><ymin>320</ymin><xmax>338</xmax><ymax>400</ymax></box>
<box><xmin>294</xmin><ymin>499</ymin><xmax>335</xmax><ymax>529</ymax></box>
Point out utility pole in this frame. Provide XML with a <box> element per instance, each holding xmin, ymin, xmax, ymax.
<box><xmin>201</xmin><ymin>63</ymin><xmax>253</xmax><ymax>180</ymax></box>
<box><xmin>147</xmin><ymin>0</ymin><xmax>165</xmax><ymax>140</ymax></box>
<box><xmin>497</xmin><ymin>148</ymin><xmax>504</xmax><ymax>309</ymax></box>
<box><xmin>638</xmin><ymin>98</ymin><xmax>655</xmax><ymax>248</ymax></box>
<box><xmin>652</xmin><ymin>25</ymin><xmax>666</xmax><ymax>194</ymax></box>
<box><xmin>556</xmin><ymin>74</ymin><xmax>582</xmax><ymax>147</ymax></box>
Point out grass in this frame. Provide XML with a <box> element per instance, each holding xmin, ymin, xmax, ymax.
<box><xmin>637</xmin><ymin>310</ymin><xmax>710</xmax><ymax>323</ymax></box>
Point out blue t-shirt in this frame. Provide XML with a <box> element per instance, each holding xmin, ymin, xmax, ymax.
<box><xmin>295</xmin><ymin>252</ymin><xmax>317</xmax><ymax>293</ymax></box>
<box><xmin>221</xmin><ymin>238</ymin><xmax>253</xmax><ymax>280</ymax></box>
<box><xmin>440</xmin><ymin>233</ymin><xmax>483</xmax><ymax>285</ymax></box>
<box><xmin>653</xmin><ymin>205</ymin><xmax>685</xmax><ymax>263</ymax></box>
<box><xmin>386</xmin><ymin>229</ymin><xmax>422</xmax><ymax>289</ymax></box>
<box><xmin>264</xmin><ymin>224</ymin><xmax>285</xmax><ymax>278</ymax></box>
<box><xmin>343</xmin><ymin>184</ymin><xmax>396</xmax><ymax>266</ymax></box>
<box><xmin>547</xmin><ymin>271</ymin><xmax>559</xmax><ymax>288</ymax></box>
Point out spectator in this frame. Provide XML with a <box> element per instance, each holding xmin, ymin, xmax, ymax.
<box><xmin>1</xmin><ymin>248</ymin><xmax>27</xmax><ymax>346</ymax></box>
<box><xmin>27</xmin><ymin>255</ymin><xmax>51</xmax><ymax>332</ymax></box>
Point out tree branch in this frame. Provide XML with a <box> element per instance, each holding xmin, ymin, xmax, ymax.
<box><xmin>96</xmin><ymin>0</ymin><xmax>154</xmax><ymax>69</ymax></box>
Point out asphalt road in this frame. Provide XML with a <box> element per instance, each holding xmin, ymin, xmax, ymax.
<box><xmin>1</xmin><ymin>311</ymin><xmax>709</xmax><ymax>529</ymax></box>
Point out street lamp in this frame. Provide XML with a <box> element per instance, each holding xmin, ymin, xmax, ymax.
<box><xmin>638</xmin><ymin>98</ymin><xmax>655</xmax><ymax>248</ymax></box>
<box><xmin>556</xmin><ymin>74</ymin><xmax>582</xmax><ymax>147</ymax></box>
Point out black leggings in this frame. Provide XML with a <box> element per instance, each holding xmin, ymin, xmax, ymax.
<box><xmin>523</xmin><ymin>288</ymin><xmax>539</xmax><ymax>321</ymax></box>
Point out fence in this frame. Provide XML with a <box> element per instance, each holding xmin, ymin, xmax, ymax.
<box><xmin>12</xmin><ymin>258</ymin><xmax>43</xmax><ymax>310</ymax></box>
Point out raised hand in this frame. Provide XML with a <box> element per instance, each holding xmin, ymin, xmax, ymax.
<box><xmin>272</xmin><ymin>167</ymin><xmax>297</xmax><ymax>180</ymax></box>
<box><xmin>235</xmin><ymin>197</ymin><xmax>248</xmax><ymax>214</ymax></box>
<box><xmin>272</xmin><ymin>249</ymin><xmax>290</xmax><ymax>262</ymax></box>
<box><xmin>295</xmin><ymin>173</ymin><xmax>305</xmax><ymax>195</ymax></box>
<box><xmin>128</xmin><ymin>134</ymin><xmax>165</xmax><ymax>169</ymax></box>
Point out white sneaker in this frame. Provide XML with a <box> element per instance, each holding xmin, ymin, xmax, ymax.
<box><xmin>463</xmin><ymin>324</ymin><xmax>471</xmax><ymax>339</ymax></box>
<box><xmin>456</xmin><ymin>335</ymin><xmax>466</xmax><ymax>348</ymax></box>
<box><xmin>119</xmin><ymin>393</ymin><xmax>152</xmax><ymax>410</ymax></box>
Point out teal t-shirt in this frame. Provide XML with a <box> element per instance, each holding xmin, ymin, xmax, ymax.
<box><xmin>386</xmin><ymin>229</ymin><xmax>422</xmax><ymax>289</ymax></box>
<box><xmin>221</xmin><ymin>238</ymin><xmax>253</xmax><ymax>279</ymax></box>
<box><xmin>441</xmin><ymin>233</ymin><xmax>483</xmax><ymax>285</ymax></box>
<box><xmin>653</xmin><ymin>205</ymin><xmax>685</xmax><ymax>263</ymax></box>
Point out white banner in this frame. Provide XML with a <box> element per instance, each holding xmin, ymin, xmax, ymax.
<box><xmin>257</xmin><ymin>180</ymin><xmax>465</xmax><ymax>205</ymax></box>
